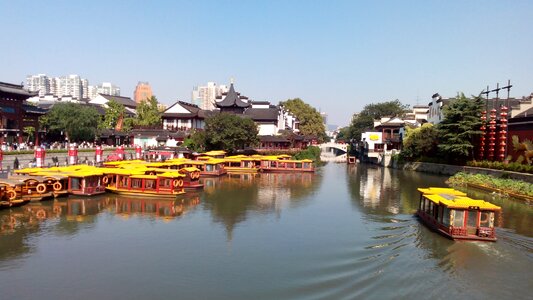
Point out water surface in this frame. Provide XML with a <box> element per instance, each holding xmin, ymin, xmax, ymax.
<box><xmin>0</xmin><ymin>164</ymin><xmax>531</xmax><ymax>299</ymax></box>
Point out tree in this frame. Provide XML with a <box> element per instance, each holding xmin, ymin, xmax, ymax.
<box><xmin>203</xmin><ymin>113</ymin><xmax>259</xmax><ymax>152</ymax></box>
<box><xmin>348</xmin><ymin>100</ymin><xmax>409</xmax><ymax>142</ymax></box>
<box><xmin>183</xmin><ymin>129</ymin><xmax>206</xmax><ymax>152</ymax></box>
<box><xmin>99</xmin><ymin>99</ymin><xmax>131</xmax><ymax>131</ymax></box>
<box><xmin>437</xmin><ymin>93</ymin><xmax>484</xmax><ymax>163</ymax></box>
<box><xmin>39</xmin><ymin>102</ymin><xmax>100</xmax><ymax>142</ymax></box>
<box><xmin>136</xmin><ymin>96</ymin><xmax>162</xmax><ymax>127</ymax></box>
<box><xmin>400</xmin><ymin>123</ymin><xmax>439</xmax><ymax>161</ymax></box>
<box><xmin>279</xmin><ymin>98</ymin><xmax>327</xmax><ymax>142</ymax></box>
<box><xmin>23</xmin><ymin>126</ymin><xmax>35</xmax><ymax>144</ymax></box>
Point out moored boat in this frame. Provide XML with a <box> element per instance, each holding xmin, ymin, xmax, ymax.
<box><xmin>104</xmin><ymin>169</ymin><xmax>186</xmax><ymax>198</ymax></box>
<box><xmin>223</xmin><ymin>156</ymin><xmax>261</xmax><ymax>173</ymax></box>
<box><xmin>0</xmin><ymin>179</ymin><xmax>30</xmax><ymax>208</ymax></box>
<box><xmin>260</xmin><ymin>157</ymin><xmax>314</xmax><ymax>172</ymax></box>
<box><xmin>417</xmin><ymin>187</ymin><xmax>501</xmax><ymax>241</ymax></box>
<box><xmin>65</xmin><ymin>170</ymin><xmax>107</xmax><ymax>196</ymax></box>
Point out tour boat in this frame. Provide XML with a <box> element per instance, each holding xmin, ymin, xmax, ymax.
<box><xmin>417</xmin><ymin>187</ymin><xmax>501</xmax><ymax>241</ymax></box>
<box><xmin>104</xmin><ymin>169</ymin><xmax>186</xmax><ymax>198</ymax></box>
<box><xmin>0</xmin><ymin>180</ymin><xmax>29</xmax><ymax>208</ymax></box>
<box><xmin>33</xmin><ymin>173</ymin><xmax>69</xmax><ymax>198</ymax></box>
<box><xmin>175</xmin><ymin>167</ymin><xmax>204</xmax><ymax>190</ymax></box>
<box><xmin>181</xmin><ymin>159</ymin><xmax>227</xmax><ymax>177</ymax></box>
<box><xmin>260</xmin><ymin>157</ymin><xmax>314</xmax><ymax>173</ymax></box>
<box><xmin>6</xmin><ymin>176</ymin><xmax>55</xmax><ymax>201</ymax></box>
<box><xmin>223</xmin><ymin>156</ymin><xmax>261</xmax><ymax>173</ymax></box>
<box><xmin>195</xmin><ymin>150</ymin><xmax>226</xmax><ymax>160</ymax></box>
<box><xmin>65</xmin><ymin>170</ymin><xmax>107</xmax><ymax>196</ymax></box>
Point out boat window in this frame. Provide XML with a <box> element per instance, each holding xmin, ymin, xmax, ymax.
<box><xmin>118</xmin><ymin>176</ymin><xmax>128</xmax><ymax>188</ymax></box>
<box><xmin>206</xmin><ymin>164</ymin><xmax>214</xmax><ymax>172</ymax></box>
<box><xmin>438</xmin><ymin>206</ymin><xmax>443</xmax><ymax>222</ymax></box>
<box><xmin>479</xmin><ymin>211</ymin><xmax>494</xmax><ymax>228</ymax></box>
<box><xmin>442</xmin><ymin>207</ymin><xmax>450</xmax><ymax>226</ymax></box>
<box><xmin>467</xmin><ymin>210</ymin><xmax>478</xmax><ymax>228</ymax></box>
<box><xmin>131</xmin><ymin>179</ymin><xmax>142</xmax><ymax>189</ymax></box>
<box><xmin>145</xmin><ymin>180</ymin><xmax>156</xmax><ymax>189</ymax></box>
<box><xmin>426</xmin><ymin>201</ymin><xmax>432</xmax><ymax>214</ymax></box>
<box><xmin>452</xmin><ymin>210</ymin><xmax>465</xmax><ymax>227</ymax></box>
<box><xmin>159</xmin><ymin>179</ymin><xmax>171</xmax><ymax>188</ymax></box>
<box><xmin>296</xmin><ymin>163</ymin><xmax>302</xmax><ymax>168</ymax></box>
<box><xmin>71</xmin><ymin>178</ymin><xmax>80</xmax><ymax>190</ymax></box>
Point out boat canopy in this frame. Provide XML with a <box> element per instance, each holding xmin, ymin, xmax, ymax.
<box><xmin>421</xmin><ymin>192</ymin><xmax>501</xmax><ymax>211</ymax></box>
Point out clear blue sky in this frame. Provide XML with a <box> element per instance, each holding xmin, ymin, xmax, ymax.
<box><xmin>1</xmin><ymin>0</ymin><xmax>532</xmax><ymax>126</ymax></box>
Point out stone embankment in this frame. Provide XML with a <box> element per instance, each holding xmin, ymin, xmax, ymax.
<box><xmin>398</xmin><ymin>161</ymin><xmax>533</xmax><ymax>183</ymax></box>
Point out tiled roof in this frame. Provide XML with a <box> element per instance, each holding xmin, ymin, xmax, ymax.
<box><xmin>215</xmin><ymin>84</ymin><xmax>250</xmax><ymax>108</ymax></box>
<box><xmin>100</xmin><ymin>94</ymin><xmax>137</xmax><ymax>108</ymax></box>
<box><xmin>0</xmin><ymin>81</ymin><xmax>38</xmax><ymax>97</ymax></box>
<box><xmin>244</xmin><ymin>107</ymin><xmax>278</xmax><ymax>121</ymax></box>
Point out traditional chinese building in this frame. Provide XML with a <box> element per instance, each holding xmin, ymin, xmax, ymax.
<box><xmin>0</xmin><ymin>81</ymin><xmax>46</xmax><ymax>145</ymax></box>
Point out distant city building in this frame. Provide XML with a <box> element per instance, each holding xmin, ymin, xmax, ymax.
<box><xmin>192</xmin><ymin>82</ymin><xmax>228</xmax><ymax>110</ymax></box>
<box><xmin>26</xmin><ymin>74</ymin><xmax>89</xmax><ymax>99</ymax></box>
<box><xmin>134</xmin><ymin>82</ymin><xmax>153</xmax><ymax>103</ymax></box>
<box><xmin>26</xmin><ymin>74</ymin><xmax>50</xmax><ymax>97</ymax></box>
<box><xmin>88</xmin><ymin>82</ymin><xmax>121</xmax><ymax>99</ymax></box>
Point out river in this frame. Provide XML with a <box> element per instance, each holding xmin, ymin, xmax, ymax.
<box><xmin>0</xmin><ymin>163</ymin><xmax>532</xmax><ymax>299</ymax></box>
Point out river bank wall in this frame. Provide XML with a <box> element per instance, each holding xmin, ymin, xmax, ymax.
<box><xmin>395</xmin><ymin>161</ymin><xmax>533</xmax><ymax>183</ymax></box>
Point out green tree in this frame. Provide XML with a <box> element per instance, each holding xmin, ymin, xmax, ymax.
<box><xmin>23</xmin><ymin>126</ymin><xmax>35</xmax><ymax>144</ymax></box>
<box><xmin>204</xmin><ymin>113</ymin><xmax>259</xmax><ymax>152</ymax></box>
<box><xmin>400</xmin><ymin>123</ymin><xmax>439</xmax><ymax>161</ymax></box>
<box><xmin>135</xmin><ymin>96</ymin><xmax>162</xmax><ymax>127</ymax></box>
<box><xmin>183</xmin><ymin>129</ymin><xmax>207</xmax><ymax>152</ymax></box>
<box><xmin>39</xmin><ymin>102</ymin><xmax>100</xmax><ymax>142</ymax></box>
<box><xmin>99</xmin><ymin>99</ymin><xmax>126</xmax><ymax>130</ymax></box>
<box><xmin>348</xmin><ymin>99</ymin><xmax>409</xmax><ymax>142</ymax></box>
<box><xmin>279</xmin><ymin>98</ymin><xmax>327</xmax><ymax>142</ymax></box>
<box><xmin>437</xmin><ymin>93</ymin><xmax>484</xmax><ymax>163</ymax></box>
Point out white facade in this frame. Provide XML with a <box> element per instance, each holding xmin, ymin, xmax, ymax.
<box><xmin>88</xmin><ymin>82</ymin><xmax>120</xmax><ymax>99</ymax></box>
<box><xmin>26</xmin><ymin>74</ymin><xmax>50</xmax><ymax>97</ymax></box>
<box><xmin>192</xmin><ymin>82</ymin><xmax>229</xmax><ymax>110</ymax></box>
<box><xmin>258</xmin><ymin>124</ymin><xmax>277</xmax><ymax>136</ymax></box>
<box><xmin>26</xmin><ymin>74</ymin><xmax>89</xmax><ymax>99</ymax></box>
<box><xmin>427</xmin><ymin>94</ymin><xmax>446</xmax><ymax>124</ymax></box>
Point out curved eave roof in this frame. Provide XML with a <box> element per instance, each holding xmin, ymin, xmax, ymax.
<box><xmin>215</xmin><ymin>84</ymin><xmax>250</xmax><ymax>108</ymax></box>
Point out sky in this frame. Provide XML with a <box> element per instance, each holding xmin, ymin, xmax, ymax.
<box><xmin>1</xmin><ymin>0</ymin><xmax>532</xmax><ymax>126</ymax></box>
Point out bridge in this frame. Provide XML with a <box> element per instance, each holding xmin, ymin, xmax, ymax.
<box><xmin>319</xmin><ymin>142</ymin><xmax>349</xmax><ymax>162</ymax></box>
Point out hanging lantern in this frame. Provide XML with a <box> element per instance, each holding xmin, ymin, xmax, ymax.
<box><xmin>498</xmin><ymin>106</ymin><xmax>508</xmax><ymax>161</ymax></box>
<box><xmin>487</xmin><ymin>109</ymin><xmax>497</xmax><ymax>161</ymax></box>
<box><xmin>479</xmin><ymin>111</ymin><xmax>487</xmax><ymax>160</ymax></box>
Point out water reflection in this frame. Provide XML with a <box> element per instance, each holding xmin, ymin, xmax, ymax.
<box><xmin>202</xmin><ymin>172</ymin><xmax>320</xmax><ymax>240</ymax></box>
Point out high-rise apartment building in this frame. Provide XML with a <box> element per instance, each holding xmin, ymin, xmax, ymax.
<box><xmin>134</xmin><ymin>82</ymin><xmax>153</xmax><ymax>103</ymax></box>
<box><xmin>26</xmin><ymin>74</ymin><xmax>89</xmax><ymax>99</ymax></box>
<box><xmin>26</xmin><ymin>74</ymin><xmax>50</xmax><ymax>97</ymax></box>
<box><xmin>192</xmin><ymin>82</ymin><xmax>228</xmax><ymax>110</ymax></box>
<box><xmin>87</xmin><ymin>82</ymin><xmax>121</xmax><ymax>99</ymax></box>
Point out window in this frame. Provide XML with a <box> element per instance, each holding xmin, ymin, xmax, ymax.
<box><xmin>442</xmin><ymin>207</ymin><xmax>450</xmax><ymax>226</ymax></box>
<box><xmin>452</xmin><ymin>210</ymin><xmax>465</xmax><ymax>227</ymax></box>
<box><xmin>479</xmin><ymin>211</ymin><xmax>494</xmax><ymax>228</ymax></box>
<box><xmin>131</xmin><ymin>179</ymin><xmax>142</xmax><ymax>189</ymax></box>
<box><xmin>71</xmin><ymin>178</ymin><xmax>80</xmax><ymax>190</ymax></box>
<box><xmin>467</xmin><ymin>210</ymin><xmax>478</xmax><ymax>228</ymax></box>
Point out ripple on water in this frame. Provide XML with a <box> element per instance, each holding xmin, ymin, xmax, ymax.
<box><xmin>286</xmin><ymin>216</ymin><xmax>439</xmax><ymax>299</ymax></box>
